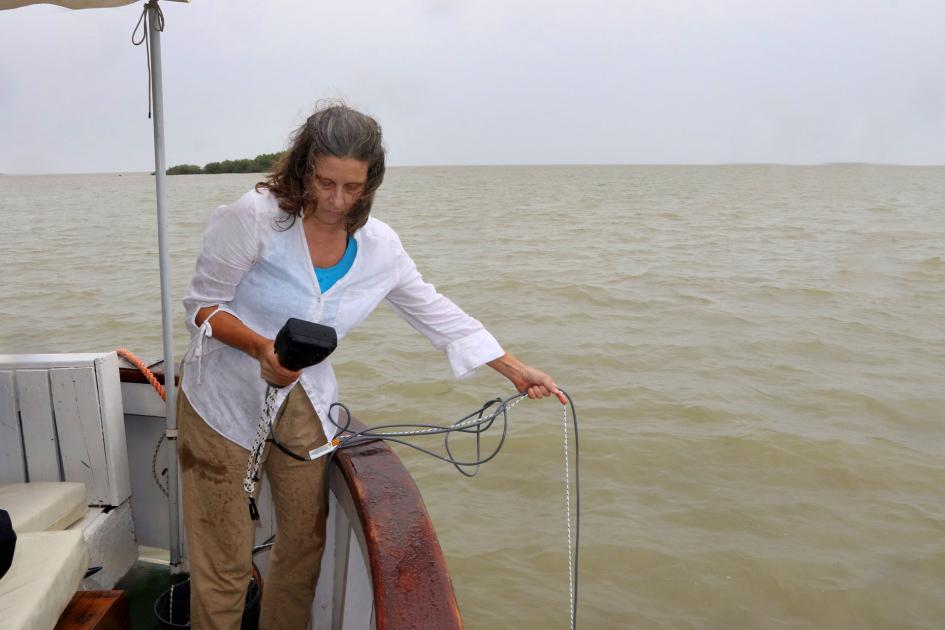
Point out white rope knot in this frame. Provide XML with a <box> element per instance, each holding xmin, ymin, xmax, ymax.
<box><xmin>182</xmin><ymin>317</ymin><xmax>213</xmax><ymax>384</ymax></box>
<box><xmin>243</xmin><ymin>385</ymin><xmax>281</xmax><ymax>497</ymax></box>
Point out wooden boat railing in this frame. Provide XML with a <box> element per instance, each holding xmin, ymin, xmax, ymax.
<box><xmin>317</xmin><ymin>414</ymin><xmax>463</xmax><ymax>629</ymax></box>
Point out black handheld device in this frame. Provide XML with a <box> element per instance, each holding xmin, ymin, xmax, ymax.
<box><xmin>273</xmin><ymin>318</ymin><xmax>337</xmax><ymax>371</ymax></box>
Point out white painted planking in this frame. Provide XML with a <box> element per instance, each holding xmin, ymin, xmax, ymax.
<box><xmin>120</xmin><ymin>381</ymin><xmax>167</xmax><ymax>418</ymax></box>
<box><xmin>312</xmin><ymin>492</ymin><xmax>338</xmax><ymax>629</ymax></box>
<box><xmin>50</xmin><ymin>367</ymin><xmax>110</xmax><ymax>505</ymax></box>
<box><xmin>0</xmin><ymin>370</ymin><xmax>27</xmax><ymax>483</ymax></box>
<box><xmin>0</xmin><ymin>354</ymin><xmax>117</xmax><ymax>369</ymax></box>
<box><xmin>15</xmin><ymin>369</ymin><xmax>62</xmax><ymax>482</ymax></box>
<box><xmin>341</xmin><ymin>528</ymin><xmax>373</xmax><ymax>630</ymax></box>
<box><xmin>0</xmin><ymin>352</ymin><xmax>132</xmax><ymax>505</ymax></box>
<box><xmin>93</xmin><ymin>353</ymin><xmax>131</xmax><ymax>505</ymax></box>
<box><xmin>331</xmin><ymin>495</ymin><xmax>352</xmax><ymax>630</ymax></box>
<box><xmin>313</xmin><ymin>470</ymin><xmax>376</xmax><ymax>630</ymax></box>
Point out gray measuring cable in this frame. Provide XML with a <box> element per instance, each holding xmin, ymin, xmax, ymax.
<box><xmin>321</xmin><ymin>390</ymin><xmax>581</xmax><ymax>629</ymax></box>
<box><xmin>244</xmin><ymin>386</ymin><xmax>581</xmax><ymax>628</ymax></box>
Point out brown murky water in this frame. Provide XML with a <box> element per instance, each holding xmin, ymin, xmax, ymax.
<box><xmin>2</xmin><ymin>165</ymin><xmax>944</xmax><ymax>628</ymax></box>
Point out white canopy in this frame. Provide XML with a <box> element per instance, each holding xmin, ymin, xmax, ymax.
<box><xmin>0</xmin><ymin>0</ymin><xmax>187</xmax><ymax>10</ymax></box>
<box><xmin>0</xmin><ymin>1</ymin><xmax>133</xmax><ymax>8</ymax></box>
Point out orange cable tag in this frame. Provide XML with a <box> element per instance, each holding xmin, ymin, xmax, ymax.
<box><xmin>308</xmin><ymin>437</ymin><xmax>341</xmax><ymax>461</ymax></box>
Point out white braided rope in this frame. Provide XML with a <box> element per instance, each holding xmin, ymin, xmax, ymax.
<box><xmin>243</xmin><ymin>386</ymin><xmax>279</xmax><ymax>496</ymax></box>
<box><xmin>369</xmin><ymin>393</ymin><xmax>573</xmax><ymax>627</ymax></box>
<box><xmin>562</xmin><ymin>402</ymin><xmax>575</xmax><ymax>630</ymax></box>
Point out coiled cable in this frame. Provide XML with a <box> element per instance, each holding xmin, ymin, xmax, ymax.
<box><xmin>270</xmin><ymin>389</ymin><xmax>581</xmax><ymax>629</ymax></box>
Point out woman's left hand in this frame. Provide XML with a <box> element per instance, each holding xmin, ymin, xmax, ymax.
<box><xmin>488</xmin><ymin>352</ymin><xmax>567</xmax><ymax>405</ymax></box>
<box><xmin>518</xmin><ymin>365</ymin><xmax>568</xmax><ymax>404</ymax></box>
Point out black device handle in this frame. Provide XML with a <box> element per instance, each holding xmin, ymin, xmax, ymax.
<box><xmin>273</xmin><ymin>318</ymin><xmax>338</xmax><ymax>371</ymax></box>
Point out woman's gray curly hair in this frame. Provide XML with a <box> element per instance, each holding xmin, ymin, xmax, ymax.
<box><xmin>257</xmin><ymin>101</ymin><xmax>386</xmax><ymax>233</ymax></box>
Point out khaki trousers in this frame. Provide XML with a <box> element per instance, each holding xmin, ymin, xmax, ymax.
<box><xmin>178</xmin><ymin>384</ymin><xmax>329</xmax><ymax>630</ymax></box>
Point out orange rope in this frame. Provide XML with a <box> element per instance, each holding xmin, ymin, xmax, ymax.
<box><xmin>116</xmin><ymin>347</ymin><xmax>166</xmax><ymax>401</ymax></box>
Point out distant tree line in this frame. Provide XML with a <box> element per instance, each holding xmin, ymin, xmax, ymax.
<box><xmin>166</xmin><ymin>151</ymin><xmax>285</xmax><ymax>175</ymax></box>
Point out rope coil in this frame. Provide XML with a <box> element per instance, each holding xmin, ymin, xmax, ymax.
<box><xmin>116</xmin><ymin>347</ymin><xmax>169</xmax><ymax>498</ymax></box>
<box><xmin>131</xmin><ymin>0</ymin><xmax>165</xmax><ymax>119</ymax></box>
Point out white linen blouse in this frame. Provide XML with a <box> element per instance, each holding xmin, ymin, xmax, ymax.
<box><xmin>181</xmin><ymin>188</ymin><xmax>504</xmax><ymax>449</ymax></box>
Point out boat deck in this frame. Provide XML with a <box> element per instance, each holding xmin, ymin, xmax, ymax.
<box><xmin>114</xmin><ymin>560</ymin><xmax>186</xmax><ymax>629</ymax></box>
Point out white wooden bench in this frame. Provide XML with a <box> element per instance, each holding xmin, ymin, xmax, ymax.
<box><xmin>0</xmin><ymin>352</ymin><xmax>137</xmax><ymax>616</ymax></box>
<box><xmin>0</xmin><ymin>352</ymin><xmax>130</xmax><ymax>506</ymax></box>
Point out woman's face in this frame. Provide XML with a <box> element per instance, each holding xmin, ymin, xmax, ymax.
<box><xmin>308</xmin><ymin>155</ymin><xmax>369</xmax><ymax>227</ymax></box>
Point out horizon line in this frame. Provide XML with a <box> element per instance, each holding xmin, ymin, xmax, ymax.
<box><xmin>2</xmin><ymin>161</ymin><xmax>944</xmax><ymax>176</ymax></box>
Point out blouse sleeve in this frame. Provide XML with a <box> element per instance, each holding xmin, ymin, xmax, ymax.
<box><xmin>384</xmin><ymin>241</ymin><xmax>504</xmax><ymax>379</ymax></box>
<box><xmin>182</xmin><ymin>194</ymin><xmax>259</xmax><ymax>335</ymax></box>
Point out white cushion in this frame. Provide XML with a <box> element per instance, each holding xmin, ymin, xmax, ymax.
<box><xmin>0</xmin><ymin>482</ymin><xmax>88</xmax><ymax>532</ymax></box>
<box><xmin>0</xmin><ymin>529</ymin><xmax>90</xmax><ymax>630</ymax></box>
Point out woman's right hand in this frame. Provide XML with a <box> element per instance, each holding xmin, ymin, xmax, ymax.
<box><xmin>194</xmin><ymin>307</ymin><xmax>300</xmax><ymax>386</ymax></box>
<box><xmin>255</xmin><ymin>340</ymin><xmax>301</xmax><ymax>387</ymax></box>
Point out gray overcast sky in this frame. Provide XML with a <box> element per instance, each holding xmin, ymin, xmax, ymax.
<box><xmin>1</xmin><ymin>0</ymin><xmax>943</xmax><ymax>173</ymax></box>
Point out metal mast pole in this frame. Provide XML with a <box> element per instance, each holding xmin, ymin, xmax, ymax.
<box><xmin>148</xmin><ymin>0</ymin><xmax>182</xmax><ymax>570</ymax></box>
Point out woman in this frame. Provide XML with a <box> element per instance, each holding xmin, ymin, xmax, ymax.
<box><xmin>179</xmin><ymin>103</ymin><xmax>564</xmax><ymax>629</ymax></box>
